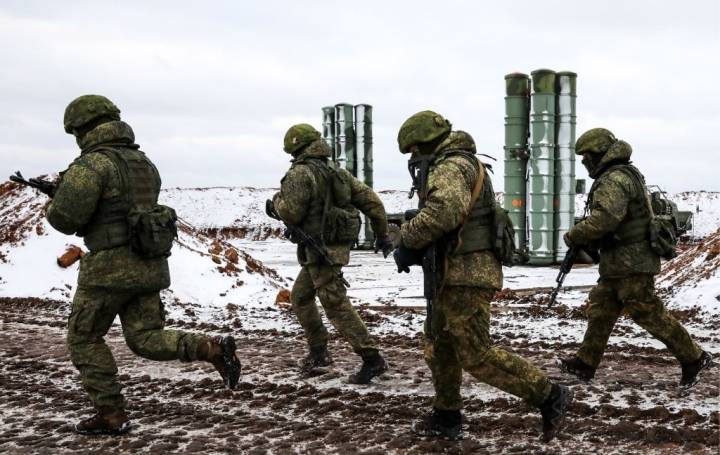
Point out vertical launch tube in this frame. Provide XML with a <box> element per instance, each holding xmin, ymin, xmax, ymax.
<box><xmin>322</xmin><ymin>106</ymin><xmax>336</xmax><ymax>163</ymax></box>
<box><xmin>334</xmin><ymin>103</ymin><xmax>356</xmax><ymax>177</ymax></box>
<box><xmin>355</xmin><ymin>104</ymin><xmax>374</xmax><ymax>247</ymax></box>
<box><xmin>528</xmin><ymin>69</ymin><xmax>557</xmax><ymax>265</ymax></box>
<box><xmin>554</xmin><ymin>72</ymin><xmax>577</xmax><ymax>262</ymax></box>
<box><xmin>503</xmin><ymin>73</ymin><xmax>531</xmax><ymax>257</ymax></box>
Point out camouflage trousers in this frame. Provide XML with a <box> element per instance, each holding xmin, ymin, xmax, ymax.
<box><xmin>425</xmin><ymin>286</ymin><xmax>552</xmax><ymax>410</ymax></box>
<box><xmin>67</xmin><ymin>286</ymin><xmax>208</xmax><ymax>410</ymax></box>
<box><xmin>291</xmin><ymin>264</ymin><xmax>378</xmax><ymax>356</ymax></box>
<box><xmin>576</xmin><ymin>275</ymin><xmax>703</xmax><ymax>369</ymax></box>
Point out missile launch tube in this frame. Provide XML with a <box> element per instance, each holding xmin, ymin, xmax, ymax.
<box><xmin>554</xmin><ymin>72</ymin><xmax>577</xmax><ymax>262</ymax></box>
<box><xmin>503</xmin><ymin>73</ymin><xmax>531</xmax><ymax>256</ymax></box>
<box><xmin>322</xmin><ymin>106</ymin><xmax>336</xmax><ymax>162</ymax></box>
<box><xmin>528</xmin><ymin>69</ymin><xmax>557</xmax><ymax>265</ymax></box>
<box><xmin>355</xmin><ymin>104</ymin><xmax>374</xmax><ymax>247</ymax></box>
<box><xmin>334</xmin><ymin>103</ymin><xmax>356</xmax><ymax>176</ymax></box>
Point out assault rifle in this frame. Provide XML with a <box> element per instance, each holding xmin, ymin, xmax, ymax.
<box><xmin>8</xmin><ymin>171</ymin><xmax>56</xmax><ymax>197</ymax></box>
<box><xmin>404</xmin><ymin>208</ymin><xmax>443</xmax><ymax>325</ymax></box>
<box><xmin>265</xmin><ymin>200</ymin><xmax>350</xmax><ymax>288</ymax></box>
<box><xmin>547</xmin><ymin>244</ymin><xmax>600</xmax><ymax>309</ymax></box>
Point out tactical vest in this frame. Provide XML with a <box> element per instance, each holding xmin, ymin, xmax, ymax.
<box><xmin>426</xmin><ymin>150</ymin><xmax>496</xmax><ymax>255</ymax></box>
<box><xmin>589</xmin><ymin>164</ymin><xmax>651</xmax><ymax>249</ymax></box>
<box><xmin>81</xmin><ymin>147</ymin><xmax>161</xmax><ymax>252</ymax></box>
<box><xmin>294</xmin><ymin>158</ymin><xmax>359</xmax><ymax>246</ymax></box>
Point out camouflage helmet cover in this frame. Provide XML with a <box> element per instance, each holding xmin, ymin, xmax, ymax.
<box><xmin>63</xmin><ymin>95</ymin><xmax>121</xmax><ymax>134</ymax></box>
<box><xmin>397</xmin><ymin>110</ymin><xmax>452</xmax><ymax>153</ymax></box>
<box><xmin>283</xmin><ymin>123</ymin><xmax>321</xmax><ymax>154</ymax></box>
<box><xmin>575</xmin><ymin>128</ymin><xmax>617</xmax><ymax>155</ymax></box>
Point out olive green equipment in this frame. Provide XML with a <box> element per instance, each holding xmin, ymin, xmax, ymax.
<box><xmin>319</xmin><ymin>103</ymin><xmax>377</xmax><ymax>249</ymax></box>
<box><xmin>527</xmin><ymin>69</ymin><xmax>557</xmax><ymax>265</ymax></box>
<box><xmin>502</xmin><ymin>69</ymin><xmax>578</xmax><ymax>265</ymax></box>
<box><xmin>554</xmin><ymin>72</ymin><xmax>577</xmax><ymax>262</ymax></box>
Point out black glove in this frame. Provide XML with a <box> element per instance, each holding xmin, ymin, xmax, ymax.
<box><xmin>374</xmin><ymin>235</ymin><xmax>394</xmax><ymax>258</ymax></box>
<box><xmin>393</xmin><ymin>244</ymin><xmax>424</xmax><ymax>273</ymax></box>
<box><xmin>29</xmin><ymin>178</ymin><xmax>56</xmax><ymax>197</ymax></box>
<box><xmin>265</xmin><ymin>199</ymin><xmax>276</xmax><ymax>218</ymax></box>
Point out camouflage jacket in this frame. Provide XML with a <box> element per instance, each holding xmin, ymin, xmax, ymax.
<box><xmin>399</xmin><ymin>132</ymin><xmax>503</xmax><ymax>290</ymax></box>
<box><xmin>47</xmin><ymin>121</ymin><xmax>170</xmax><ymax>292</ymax></box>
<box><xmin>272</xmin><ymin>139</ymin><xmax>389</xmax><ymax>266</ymax></box>
<box><xmin>567</xmin><ymin>141</ymin><xmax>660</xmax><ymax>277</ymax></box>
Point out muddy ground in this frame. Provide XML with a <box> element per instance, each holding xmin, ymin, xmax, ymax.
<box><xmin>0</xmin><ymin>297</ymin><xmax>718</xmax><ymax>454</ymax></box>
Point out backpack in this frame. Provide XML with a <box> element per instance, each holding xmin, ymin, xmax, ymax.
<box><xmin>298</xmin><ymin>160</ymin><xmax>361</xmax><ymax>246</ymax></box>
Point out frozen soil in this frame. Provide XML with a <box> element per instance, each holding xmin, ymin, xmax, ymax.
<box><xmin>0</xmin><ymin>297</ymin><xmax>717</xmax><ymax>454</ymax></box>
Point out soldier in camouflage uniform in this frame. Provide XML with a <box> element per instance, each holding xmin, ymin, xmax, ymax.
<box><xmin>270</xmin><ymin>124</ymin><xmax>392</xmax><ymax>384</ymax></box>
<box><xmin>393</xmin><ymin>111</ymin><xmax>572</xmax><ymax>442</ymax></box>
<box><xmin>560</xmin><ymin>128</ymin><xmax>712</xmax><ymax>388</ymax></box>
<box><xmin>47</xmin><ymin>95</ymin><xmax>241</xmax><ymax>435</ymax></box>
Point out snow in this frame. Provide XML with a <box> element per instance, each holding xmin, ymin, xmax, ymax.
<box><xmin>2</xmin><ymin>183</ymin><xmax>719</xmax><ymax>336</ymax></box>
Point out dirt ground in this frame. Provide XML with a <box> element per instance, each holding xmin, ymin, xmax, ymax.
<box><xmin>0</xmin><ymin>297</ymin><xmax>718</xmax><ymax>454</ymax></box>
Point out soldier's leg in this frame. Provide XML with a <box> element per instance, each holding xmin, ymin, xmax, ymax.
<box><xmin>441</xmin><ymin>286</ymin><xmax>552</xmax><ymax>407</ymax></box>
<box><xmin>308</xmin><ymin>264</ymin><xmax>377</xmax><ymax>356</ymax></box>
<box><xmin>120</xmin><ymin>292</ymin><xmax>207</xmax><ymax>362</ymax></box>
<box><xmin>290</xmin><ymin>266</ymin><xmax>329</xmax><ymax>349</ymax></box>
<box><xmin>424</xmin><ymin>309</ymin><xmax>463</xmax><ymax>411</ymax></box>
<box><xmin>575</xmin><ymin>279</ymin><xmax>624</xmax><ymax>369</ymax></box>
<box><xmin>67</xmin><ymin>287</ymin><xmax>127</xmax><ymax>410</ymax></box>
<box><xmin>622</xmin><ymin>275</ymin><xmax>703</xmax><ymax>363</ymax></box>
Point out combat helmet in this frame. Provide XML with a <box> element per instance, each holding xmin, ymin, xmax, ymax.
<box><xmin>397</xmin><ymin>110</ymin><xmax>452</xmax><ymax>153</ymax></box>
<box><xmin>63</xmin><ymin>95</ymin><xmax>121</xmax><ymax>134</ymax></box>
<box><xmin>283</xmin><ymin>124</ymin><xmax>321</xmax><ymax>154</ymax></box>
<box><xmin>575</xmin><ymin>128</ymin><xmax>617</xmax><ymax>155</ymax></box>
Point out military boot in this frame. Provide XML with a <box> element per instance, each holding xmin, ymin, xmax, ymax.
<box><xmin>558</xmin><ymin>356</ymin><xmax>595</xmax><ymax>382</ymax></box>
<box><xmin>299</xmin><ymin>344</ymin><xmax>333</xmax><ymax>374</ymax></box>
<box><xmin>680</xmin><ymin>351</ymin><xmax>713</xmax><ymax>389</ymax></box>
<box><xmin>199</xmin><ymin>336</ymin><xmax>242</xmax><ymax>390</ymax></box>
<box><xmin>539</xmin><ymin>384</ymin><xmax>574</xmax><ymax>442</ymax></box>
<box><xmin>74</xmin><ymin>408</ymin><xmax>131</xmax><ymax>436</ymax></box>
<box><xmin>412</xmin><ymin>408</ymin><xmax>463</xmax><ymax>440</ymax></box>
<box><xmin>347</xmin><ymin>352</ymin><xmax>387</xmax><ymax>385</ymax></box>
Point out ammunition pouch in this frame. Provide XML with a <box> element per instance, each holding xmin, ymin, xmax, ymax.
<box><xmin>322</xmin><ymin>206</ymin><xmax>362</xmax><ymax>245</ymax></box>
<box><xmin>648</xmin><ymin>216</ymin><xmax>678</xmax><ymax>260</ymax></box>
<box><xmin>454</xmin><ymin>200</ymin><xmax>517</xmax><ymax>266</ymax></box>
<box><xmin>128</xmin><ymin>205</ymin><xmax>178</xmax><ymax>258</ymax></box>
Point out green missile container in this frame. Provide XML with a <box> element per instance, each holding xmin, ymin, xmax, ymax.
<box><xmin>528</xmin><ymin>69</ymin><xmax>557</xmax><ymax>265</ymax></box>
<box><xmin>503</xmin><ymin>73</ymin><xmax>531</xmax><ymax>257</ymax></box>
<box><xmin>334</xmin><ymin>103</ymin><xmax>356</xmax><ymax>176</ymax></box>
<box><xmin>554</xmin><ymin>71</ymin><xmax>577</xmax><ymax>262</ymax></box>
<box><xmin>322</xmin><ymin>106</ymin><xmax>336</xmax><ymax>162</ymax></box>
<box><xmin>355</xmin><ymin>104</ymin><xmax>374</xmax><ymax>248</ymax></box>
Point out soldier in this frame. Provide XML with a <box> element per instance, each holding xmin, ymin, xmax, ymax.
<box><xmin>269</xmin><ymin>124</ymin><xmax>392</xmax><ymax>384</ymax></box>
<box><xmin>47</xmin><ymin>95</ymin><xmax>241</xmax><ymax>435</ymax></box>
<box><xmin>559</xmin><ymin>128</ymin><xmax>713</xmax><ymax>387</ymax></box>
<box><xmin>393</xmin><ymin>111</ymin><xmax>572</xmax><ymax>442</ymax></box>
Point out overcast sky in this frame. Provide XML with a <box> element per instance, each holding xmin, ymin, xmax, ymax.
<box><xmin>1</xmin><ymin>1</ymin><xmax>718</xmax><ymax>193</ymax></box>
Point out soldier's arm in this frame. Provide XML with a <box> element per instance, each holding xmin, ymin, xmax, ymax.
<box><xmin>567</xmin><ymin>172</ymin><xmax>631</xmax><ymax>245</ymax></box>
<box><xmin>46</xmin><ymin>163</ymin><xmax>104</xmax><ymax>235</ymax></box>
<box><xmin>400</xmin><ymin>159</ymin><xmax>474</xmax><ymax>250</ymax></box>
<box><xmin>272</xmin><ymin>165</ymin><xmax>314</xmax><ymax>225</ymax></box>
<box><xmin>347</xmin><ymin>172</ymin><xmax>389</xmax><ymax>238</ymax></box>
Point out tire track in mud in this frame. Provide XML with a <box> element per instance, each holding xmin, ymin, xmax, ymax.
<box><xmin>0</xmin><ymin>298</ymin><xmax>718</xmax><ymax>454</ymax></box>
